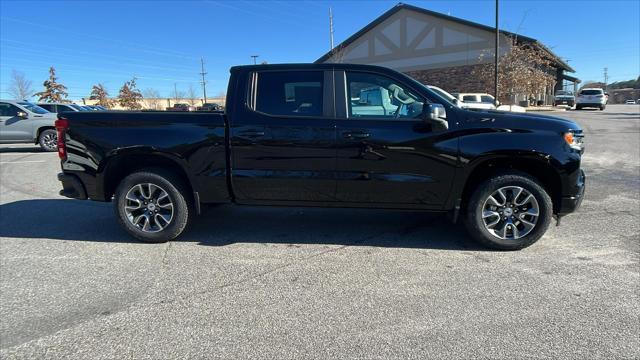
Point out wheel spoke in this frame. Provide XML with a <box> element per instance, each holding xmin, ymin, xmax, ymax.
<box><xmin>486</xmin><ymin>195</ymin><xmax>504</xmax><ymax>207</ymax></box>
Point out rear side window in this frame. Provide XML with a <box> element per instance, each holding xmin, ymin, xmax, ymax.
<box><xmin>38</xmin><ymin>104</ymin><xmax>54</xmax><ymax>111</ymax></box>
<box><xmin>462</xmin><ymin>95</ymin><xmax>478</xmax><ymax>102</ymax></box>
<box><xmin>58</xmin><ymin>105</ymin><xmax>74</xmax><ymax>112</ymax></box>
<box><xmin>254</xmin><ymin>71</ymin><xmax>323</xmax><ymax>117</ymax></box>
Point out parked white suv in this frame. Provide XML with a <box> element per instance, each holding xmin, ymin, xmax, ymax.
<box><xmin>0</xmin><ymin>100</ymin><xmax>59</xmax><ymax>151</ymax></box>
<box><xmin>576</xmin><ymin>88</ymin><xmax>606</xmax><ymax>110</ymax></box>
<box><xmin>454</xmin><ymin>93</ymin><xmax>497</xmax><ymax>110</ymax></box>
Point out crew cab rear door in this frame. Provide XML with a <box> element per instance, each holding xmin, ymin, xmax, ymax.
<box><xmin>333</xmin><ymin>69</ymin><xmax>458</xmax><ymax>207</ymax></box>
<box><xmin>230</xmin><ymin>69</ymin><xmax>337</xmax><ymax>203</ymax></box>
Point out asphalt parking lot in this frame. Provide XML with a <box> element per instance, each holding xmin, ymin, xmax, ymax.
<box><xmin>0</xmin><ymin>105</ymin><xmax>638</xmax><ymax>359</ymax></box>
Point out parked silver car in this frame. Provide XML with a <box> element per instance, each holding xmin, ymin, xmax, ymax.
<box><xmin>0</xmin><ymin>100</ymin><xmax>58</xmax><ymax>151</ymax></box>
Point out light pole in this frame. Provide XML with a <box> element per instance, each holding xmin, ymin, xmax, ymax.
<box><xmin>251</xmin><ymin>55</ymin><xmax>259</xmax><ymax>65</ymax></box>
<box><xmin>494</xmin><ymin>0</ymin><xmax>499</xmax><ymax>106</ymax></box>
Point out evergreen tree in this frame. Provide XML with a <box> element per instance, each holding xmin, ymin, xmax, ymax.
<box><xmin>118</xmin><ymin>77</ymin><xmax>143</xmax><ymax>110</ymax></box>
<box><xmin>34</xmin><ymin>67</ymin><xmax>69</xmax><ymax>103</ymax></box>
<box><xmin>90</xmin><ymin>83</ymin><xmax>114</xmax><ymax>108</ymax></box>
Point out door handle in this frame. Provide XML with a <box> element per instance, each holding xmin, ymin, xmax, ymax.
<box><xmin>343</xmin><ymin>131</ymin><xmax>370</xmax><ymax>140</ymax></box>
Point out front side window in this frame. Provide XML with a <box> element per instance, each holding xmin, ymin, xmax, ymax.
<box><xmin>480</xmin><ymin>95</ymin><xmax>495</xmax><ymax>103</ymax></box>
<box><xmin>0</xmin><ymin>103</ymin><xmax>20</xmax><ymax>117</ymax></box>
<box><xmin>462</xmin><ymin>95</ymin><xmax>478</xmax><ymax>103</ymax></box>
<box><xmin>255</xmin><ymin>71</ymin><xmax>323</xmax><ymax>117</ymax></box>
<box><xmin>347</xmin><ymin>72</ymin><xmax>424</xmax><ymax>119</ymax></box>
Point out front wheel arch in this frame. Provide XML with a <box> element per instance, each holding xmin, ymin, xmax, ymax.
<box><xmin>459</xmin><ymin>157</ymin><xmax>562</xmax><ymax>215</ymax></box>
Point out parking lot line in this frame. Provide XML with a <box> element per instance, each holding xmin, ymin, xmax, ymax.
<box><xmin>0</xmin><ymin>160</ymin><xmax>47</xmax><ymax>164</ymax></box>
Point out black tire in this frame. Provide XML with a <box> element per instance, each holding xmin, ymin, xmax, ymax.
<box><xmin>576</xmin><ymin>105</ymin><xmax>582</xmax><ymax>110</ymax></box>
<box><xmin>114</xmin><ymin>169</ymin><xmax>193</xmax><ymax>243</ymax></box>
<box><xmin>464</xmin><ymin>172</ymin><xmax>553</xmax><ymax>250</ymax></box>
<box><xmin>600</xmin><ymin>105</ymin><xmax>606</xmax><ymax>111</ymax></box>
<box><xmin>38</xmin><ymin>129</ymin><xmax>57</xmax><ymax>152</ymax></box>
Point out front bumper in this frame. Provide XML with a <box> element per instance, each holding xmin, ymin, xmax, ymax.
<box><xmin>58</xmin><ymin>173</ymin><xmax>88</xmax><ymax>200</ymax></box>
<box><xmin>558</xmin><ymin>169</ymin><xmax>585</xmax><ymax>215</ymax></box>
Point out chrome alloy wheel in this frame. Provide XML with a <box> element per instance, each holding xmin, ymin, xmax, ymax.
<box><xmin>42</xmin><ymin>132</ymin><xmax>57</xmax><ymax>151</ymax></box>
<box><xmin>481</xmin><ymin>186</ymin><xmax>540</xmax><ymax>240</ymax></box>
<box><xmin>124</xmin><ymin>183</ymin><xmax>174</xmax><ymax>233</ymax></box>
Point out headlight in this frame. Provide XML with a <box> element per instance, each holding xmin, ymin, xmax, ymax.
<box><xmin>564</xmin><ymin>131</ymin><xmax>584</xmax><ymax>151</ymax></box>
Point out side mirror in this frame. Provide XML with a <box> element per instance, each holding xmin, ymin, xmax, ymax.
<box><xmin>425</xmin><ymin>103</ymin><xmax>448</xmax><ymax>131</ymax></box>
<box><xmin>17</xmin><ymin>111</ymin><xmax>28</xmax><ymax>119</ymax></box>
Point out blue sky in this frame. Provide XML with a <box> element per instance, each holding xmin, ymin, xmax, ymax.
<box><xmin>1</xmin><ymin>0</ymin><xmax>639</xmax><ymax>101</ymax></box>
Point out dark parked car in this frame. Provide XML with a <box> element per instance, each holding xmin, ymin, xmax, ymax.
<box><xmin>166</xmin><ymin>103</ymin><xmax>194</xmax><ymax>111</ymax></box>
<box><xmin>197</xmin><ymin>103</ymin><xmax>222</xmax><ymax>111</ymax></box>
<box><xmin>56</xmin><ymin>63</ymin><xmax>585</xmax><ymax>250</ymax></box>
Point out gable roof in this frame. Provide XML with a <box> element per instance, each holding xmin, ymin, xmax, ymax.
<box><xmin>315</xmin><ymin>3</ymin><xmax>574</xmax><ymax>72</ymax></box>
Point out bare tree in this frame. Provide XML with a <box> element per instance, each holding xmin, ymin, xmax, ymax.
<box><xmin>186</xmin><ymin>85</ymin><xmax>198</xmax><ymax>105</ymax></box>
<box><xmin>473</xmin><ymin>38</ymin><xmax>556</xmax><ymax>104</ymax></box>
<box><xmin>118</xmin><ymin>77</ymin><xmax>143</xmax><ymax>110</ymax></box>
<box><xmin>143</xmin><ymin>88</ymin><xmax>162</xmax><ymax>110</ymax></box>
<box><xmin>35</xmin><ymin>67</ymin><xmax>69</xmax><ymax>103</ymax></box>
<box><xmin>89</xmin><ymin>83</ymin><xmax>114</xmax><ymax>108</ymax></box>
<box><xmin>8</xmin><ymin>70</ymin><xmax>34</xmax><ymax>100</ymax></box>
<box><xmin>170</xmin><ymin>86</ymin><xmax>186</xmax><ymax>102</ymax></box>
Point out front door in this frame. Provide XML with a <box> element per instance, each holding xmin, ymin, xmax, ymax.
<box><xmin>0</xmin><ymin>102</ymin><xmax>32</xmax><ymax>141</ymax></box>
<box><xmin>334</xmin><ymin>70</ymin><xmax>458</xmax><ymax>207</ymax></box>
<box><xmin>230</xmin><ymin>69</ymin><xmax>337</xmax><ymax>203</ymax></box>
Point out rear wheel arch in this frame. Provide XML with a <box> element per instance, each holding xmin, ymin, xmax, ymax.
<box><xmin>35</xmin><ymin>126</ymin><xmax>55</xmax><ymax>144</ymax></box>
<box><xmin>102</xmin><ymin>152</ymin><xmax>195</xmax><ymax>202</ymax></box>
<box><xmin>459</xmin><ymin>156</ymin><xmax>562</xmax><ymax>214</ymax></box>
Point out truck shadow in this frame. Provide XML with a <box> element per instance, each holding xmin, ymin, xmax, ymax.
<box><xmin>0</xmin><ymin>199</ymin><xmax>485</xmax><ymax>251</ymax></box>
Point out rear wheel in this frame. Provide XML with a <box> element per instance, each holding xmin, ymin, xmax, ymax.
<box><xmin>600</xmin><ymin>105</ymin><xmax>606</xmax><ymax>110</ymax></box>
<box><xmin>576</xmin><ymin>105</ymin><xmax>582</xmax><ymax>110</ymax></box>
<box><xmin>114</xmin><ymin>169</ymin><xmax>193</xmax><ymax>243</ymax></box>
<box><xmin>38</xmin><ymin>129</ymin><xmax>57</xmax><ymax>152</ymax></box>
<box><xmin>464</xmin><ymin>173</ymin><xmax>553</xmax><ymax>250</ymax></box>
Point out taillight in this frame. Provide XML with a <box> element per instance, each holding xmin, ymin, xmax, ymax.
<box><xmin>55</xmin><ymin>118</ymin><xmax>69</xmax><ymax>160</ymax></box>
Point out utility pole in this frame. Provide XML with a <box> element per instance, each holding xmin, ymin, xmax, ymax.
<box><xmin>603</xmin><ymin>67</ymin><xmax>608</xmax><ymax>90</ymax></box>
<box><xmin>200</xmin><ymin>57</ymin><xmax>208</xmax><ymax>104</ymax></box>
<box><xmin>174</xmin><ymin>83</ymin><xmax>178</xmax><ymax>103</ymax></box>
<box><xmin>329</xmin><ymin>7</ymin><xmax>334</xmax><ymax>50</ymax></box>
<box><xmin>494</xmin><ymin>0</ymin><xmax>499</xmax><ymax>106</ymax></box>
<box><xmin>251</xmin><ymin>55</ymin><xmax>259</xmax><ymax>65</ymax></box>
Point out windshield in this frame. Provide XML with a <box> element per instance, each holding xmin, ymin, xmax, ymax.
<box><xmin>17</xmin><ymin>102</ymin><xmax>49</xmax><ymax>114</ymax></box>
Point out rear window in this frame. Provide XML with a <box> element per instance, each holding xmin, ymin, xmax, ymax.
<box><xmin>255</xmin><ymin>71</ymin><xmax>323</xmax><ymax>117</ymax></box>
<box><xmin>580</xmin><ymin>89</ymin><xmax>603</xmax><ymax>95</ymax></box>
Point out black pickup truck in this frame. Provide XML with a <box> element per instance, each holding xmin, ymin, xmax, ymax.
<box><xmin>56</xmin><ymin>64</ymin><xmax>585</xmax><ymax>250</ymax></box>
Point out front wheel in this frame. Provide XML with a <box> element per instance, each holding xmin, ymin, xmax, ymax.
<box><xmin>114</xmin><ymin>169</ymin><xmax>193</xmax><ymax>243</ymax></box>
<box><xmin>464</xmin><ymin>173</ymin><xmax>553</xmax><ymax>250</ymax></box>
<box><xmin>600</xmin><ymin>105</ymin><xmax>606</xmax><ymax>110</ymax></box>
<box><xmin>38</xmin><ymin>129</ymin><xmax>57</xmax><ymax>152</ymax></box>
